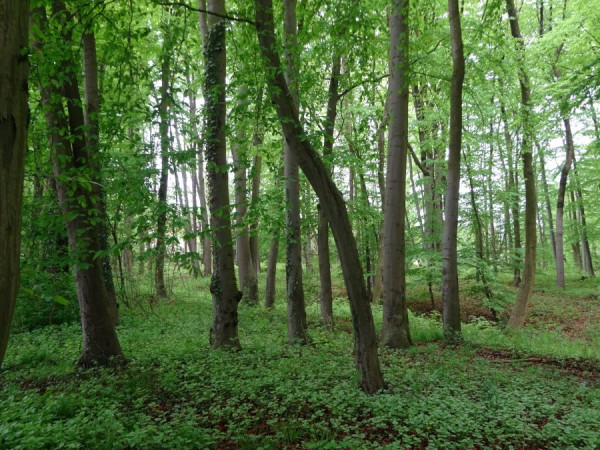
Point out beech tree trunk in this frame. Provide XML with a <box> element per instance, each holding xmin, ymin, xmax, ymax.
<box><xmin>232</xmin><ymin>92</ymin><xmax>258</xmax><ymax>305</ymax></box>
<box><xmin>283</xmin><ymin>0</ymin><xmax>307</xmax><ymax>343</ymax></box>
<box><xmin>255</xmin><ymin>0</ymin><xmax>385</xmax><ymax>393</ymax></box>
<box><xmin>381</xmin><ymin>0</ymin><xmax>412</xmax><ymax>349</ymax></box>
<box><xmin>572</xmin><ymin>157</ymin><xmax>595</xmax><ymax>277</ymax></box>
<box><xmin>555</xmin><ymin>117</ymin><xmax>574</xmax><ymax>288</ymax></box>
<box><xmin>33</xmin><ymin>5</ymin><xmax>124</xmax><ymax>366</ymax></box>
<box><xmin>536</xmin><ymin>141</ymin><xmax>557</xmax><ymax>264</ymax></box>
<box><xmin>249</xmin><ymin>154</ymin><xmax>262</xmax><ymax>274</ymax></box>
<box><xmin>0</xmin><ymin>0</ymin><xmax>29</xmax><ymax>369</ymax></box>
<box><xmin>506</xmin><ymin>0</ymin><xmax>538</xmax><ymax>329</ymax></box>
<box><xmin>318</xmin><ymin>54</ymin><xmax>341</xmax><ymax>324</ymax></box>
<box><xmin>441</xmin><ymin>0</ymin><xmax>465</xmax><ymax>343</ymax></box>
<box><xmin>155</xmin><ymin>34</ymin><xmax>171</xmax><ymax>299</ymax></box>
<box><xmin>204</xmin><ymin>0</ymin><xmax>241</xmax><ymax>348</ymax></box>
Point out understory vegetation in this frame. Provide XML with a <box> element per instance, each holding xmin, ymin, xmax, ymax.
<box><xmin>2</xmin><ymin>267</ymin><xmax>599</xmax><ymax>449</ymax></box>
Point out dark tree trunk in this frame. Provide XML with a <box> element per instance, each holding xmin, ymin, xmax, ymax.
<box><xmin>318</xmin><ymin>54</ymin><xmax>341</xmax><ymax>324</ymax></box>
<box><xmin>155</xmin><ymin>38</ymin><xmax>171</xmax><ymax>299</ymax></box>
<box><xmin>283</xmin><ymin>0</ymin><xmax>307</xmax><ymax>343</ymax></box>
<box><xmin>81</xmin><ymin>29</ymin><xmax>119</xmax><ymax>325</ymax></box>
<box><xmin>0</xmin><ymin>0</ymin><xmax>29</xmax><ymax>369</ymax></box>
<box><xmin>441</xmin><ymin>0</ymin><xmax>465</xmax><ymax>343</ymax></box>
<box><xmin>33</xmin><ymin>5</ymin><xmax>124</xmax><ymax>366</ymax></box>
<box><xmin>204</xmin><ymin>0</ymin><xmax>241</xmax><ymax>348</ymax></box>
<box><xmin>254</xmin><ymin>0</ymin><xmax>385</xmax><ymax>393</ymax></box>
<box><xmin>231</xmin><ymin>92</ymin><xmax>258</xmax><ymax>305</ymax></box>
<box><xmin>506</xmin><ymin>0</ymin><xmax>538</xmax><ymax>329</ymax></box>
<box><xmin>501</xmin><ymin>104</ymin><xmax>522</xmax><ymax>286</ymax></box>
<box><xmin>382</xmin><ymin>0</ymin><xmax>411</xmax><ymax>349</ymax></box>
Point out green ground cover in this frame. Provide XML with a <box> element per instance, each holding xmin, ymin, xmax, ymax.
<box><xmin>1</xmin><ymin>269</ymin><xmax>599</xmax><ymax>448</ymax></box>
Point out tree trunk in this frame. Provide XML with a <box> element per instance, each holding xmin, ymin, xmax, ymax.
<box><xmin>318</xmin><ymin>54</ymin><xmax>341</xmax><ymax>324</ymax></box>
<box><xmin>231</xmin><ymin>92</ymin><xmax>258</xmax><ymax>305</ymax></box>
<box><xmin>0</xmin><ymin>0</ymin><xmax>29</xmax><ymax>369</ymax></box>
<box><xmin>501</xmin><ymin>104</ymin><xmax>522</xmax><ymax>286</ymax></box>
<box><xmin>81</xmin><ymin>28</ymin><xmax>119</xmax><ymax>326</ymax></box>
<box><xmin>254</xmin><ymin>0</ymin><xmax>385</xmax><ymax>393</ymax></box>
<box><xmin>265</xmin><ymin>230</ymin><xmax>280</xmax><ymax>308</ymax></box>
<box><xmin>555</xmin><ymin>116</ymin><xmax>574</xmax><ymax>288</ymax></box>
<box><xmin>283</xmin><ymin>0</ymin><xmax>307</xmax><ymax>343</ymax></box>
<box><xmin>205</xmin><ymin>0</ymin><xmax>242</xmax><ymax>349</ymax></box>
<box><xmin>249</xmin><ymin>154</ymin><xmax>262</xmax><ymax>274</ymax></box>
<box><xmin>536</xmin><ymin>141</ymin><xmax>557</xmax><ymax>264</ymax></box>
<box><xmin>441</xmin><ymin>0</ymin><xmax>465</xmax><ymax>343</ymax></box>
<box><xmin>382</xmin><ymin>0</ymin><xmax>412</xmax><ymax>349</ymax></box>
<box><xmin>506</xmin><ymin>0</ymin><xmax>538</xmax><ymax>330</ymax></box>
<box><xmin>569</xmin><ymin>190</ymin><xmax>582</xmax><ymax>270</ymax></box>
<box><xmin>155</xmin><ymin>37</ymin><xmax>170</xmax><ymax>299</ymax></box>
<box><xmin>33</xmin><ymin>5</ymin><xmax>124</xmax><ymax>366</ymax></box>
<box><xmin>572</xmin><ymin>157</ymin><xmax>595</xmax><ymax>277</ymax></box>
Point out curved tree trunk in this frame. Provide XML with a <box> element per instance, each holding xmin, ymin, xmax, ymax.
<box><xmin>254</xmin><ymin>0</ymin><xmax>384</xmax><ymax>393</ymax></box>
<box><xmin>0</xmin><ymin>0</ymin><xmax>29</xmax><ymax>369</ymax></box>
<box><xmin>506</xmin><ymin>0</ymin><xmax>538</xmax><ymax>330</ymax></box>
<box><xmin>441</xmin><ymin>0</ymin><xmax>465</xmax><ymax>343</ymax></box>
<box><xmin>204</xmin><ymin>0</ymin><xmax>241</xmax><ymax>349</ymax></box>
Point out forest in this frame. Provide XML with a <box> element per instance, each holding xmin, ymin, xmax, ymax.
<box><xmin>1</xmin><ymin>0</ymin><xmax>599</xmax><ymax>447</ymax></box>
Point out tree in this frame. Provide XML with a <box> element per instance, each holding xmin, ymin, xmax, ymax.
<box><xmin>381</xmin><ymin>0</ymin><xmax>411</xmax><ymax>349</ymax></box>
<box><xmin>441</xmin><ymin>0</ymin><xmax>465</xmax><ymax>343</ymax></box>
<box><xmin>32</xmin><ymin>3</ymin><xmax>124</xmax><ymax>366</ymax></box>
<box><xmin>505</xmin><ymin>0</ymin><xmax>538</xmax><ymax>330</ymax></box>
<box><xmin>204</xmin><ymin>0</ymin><xmax>242</xmax><ymax>349</ymax></box>
<box><xmin>254</xmin><ymin>0</ymin><xmax>385</xmax><ymax>393</ymax></box>
<box><xmin>283</xmin><ymin>0</ymin><xmax>307</xmax><ymax>344</ymax></box>
<box><xmin>0</xmin><ymin>0</ymin><xmax>29</xmax><ymax>369</ymax></box>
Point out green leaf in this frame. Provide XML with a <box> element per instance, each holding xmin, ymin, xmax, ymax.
<box><xmin>53</xmin><ymin>295</ymin><xmax>70</xmax><ymax>306</ymax></box>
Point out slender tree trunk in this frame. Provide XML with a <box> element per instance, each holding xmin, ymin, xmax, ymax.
<box><xmin>371</xmin><ymin>94</ymin><xmax>389</xmax><ymax>303</ymax></box>
<box><xmin>249</xmin><ymin>154</ymin><xmax>262</xmax><ymax>274</ymax></box>
<box><xmin>506</xmin><ymin>0</ymin><xmax>538</xmax><ymax>329</ymax></box>
<box><xmin>283</xmin><ymin>0</ymin><xmax>307</xmax><ymax>343</ymax></box>
<box><xmin>155</xmin><ymin>37</ymin><xmax>171</xmax><ymax>299</ymax></box>
<box><xmin>572</xmin><ymin>156</ymin><xmax>595</xmax><ymax>277</ymax></box>
<box><xmin>254</xmin><ymin>0</ymin><xmax>385</xmax><ymax>393</ymax></box>
<box><xmin>195</xmin><ymin>4</ymin><xmax>212</xmax><ymax>277</ymax></box>
<box><xmin>205</xmin><ymin>0</ymin><xmax>241</xmax><ymax>348</ymax></box>
<box><xmin>265</xmin><ymin>228</ymin><xmax>280</xmax><ymax>308</ymax></box>
<box><xmin>231</xmin><ymin>92</ymin><xmax>258</xmax><ymax>304</ymax></box>
<box><xmin>536</xmin><ymin>141</ymin><xmax>557</xmax><ymax>264</ymax></box>
<box><xmin>569</xmin><ymin>190</ymin><xmax>582</xmax><ymax>270</ymax></box>
<box><xmin>501</xmin><ymin>104</ymin><xmax>522</xmax><ymax>286</ymax></box>
<box><xmin>318</xmin><ymin>55</ymin><xmax>341</xmax><ymax>324</ymax></box>
<box><xmin>487</xmin><ymin>126</ymin><xmax>498</xmax><ymax>272</ymax></box>
<box><xmin>441</xmin><ymin>0</ymin><xmax>465</xmax><ymax>343</ymax></box>
<box><xmin>34</xmin><ymin>5</ymin><xmax>124</xmax><ymax>366</ymax></box>
<box><xmin>81</xmin><ymin>28</ymin><xmax>119</xmax><ymax>325</ymax></box>
<box><xmin>0</xmin><ymin>0</ymin><xmax>29</xmax><ymax>369</ymax></box>
<box><xmin>382</xmin><ymin>0</ymin><xmax>411</xmax><ymax>349</ymax></box>
<box><xmin>555</xmin><ymin>116</ymin><xmax>574</xmax><ymax>288</ymax></box>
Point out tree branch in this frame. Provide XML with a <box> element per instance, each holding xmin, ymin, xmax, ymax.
<box><xmin>407</xmin><ymin>140</ymin><xmax>429</xmax><ymax>176</ymax></box>
<box><xmin>159</xmin><ymin>2</ymin><xmax>255</xmax><ymax>25</ymax></box>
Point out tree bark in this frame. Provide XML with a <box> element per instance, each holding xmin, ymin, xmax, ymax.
<box><xmin>231</xmin><ymin>91</ymin><xmax>258</xmax><ymax>305</ymax></box>
<box><xmin>572</xmin><ymin>156</ymin><xmax>595</xmax><ymax>277</ymax></box>
<box><xmin>536</xmin><ymin>141</ymin><xmax>557</xmax><ymax>264</ymax></box>
<box><xmin>283</xmin><ymin>0</ymin><xmax>307</xmax><ymax>343</ymax></box>
<box><xmin>0</xmin><ymin>0</ymin><xmax>29</xmax><ymax>369</ymax></box>
<box><xmin>317</xmin><ymin>54</ymin><xmax>341</xmax><ymax>324</ymax></box>
<box><xmin>506</xmin><ymin>0</ymin><xmax>538</xmax><ymax>330</ymax></box>
<box><xmin>555</xmin><ymin>118</ymin><xmax>574</xmax><ymax>288</ymax></box>
<box><xmin>33</xmin><ymin>4</ymin><xmax>124</xmax><ymax>366</ymax></box>
<box><xmin>155</xmin><ymin>33</ymin><xmax>171</xmax><ymax>299</ymax></box>
<box><xmin>81</xmin><ymin>27</ymin><xmax>119</xmax><ymax>325</ymax></box>
<box><xmin>382</xmin><ymin>0</ymin><xmax>412</xmax><ymax>349</ymax></box>
<box><xmin>441</xmin><ymin>0</ymin><xmax>465</xmax><ymax>343</ymax></box>
<box><xmin>254</xmin><ymin>0</ymin><xmax>385</xmax><ymax>393</ymax></box>
<box><xmin>205</xmin><ymin>0</ymin><xmax>242</xmax><ymax>349</ymax></box>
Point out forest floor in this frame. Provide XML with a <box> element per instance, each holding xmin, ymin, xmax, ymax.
<box><xmin>1</xmin><ymin>267</ymin><xmax>600</xmax><ymax>449</ymax></box>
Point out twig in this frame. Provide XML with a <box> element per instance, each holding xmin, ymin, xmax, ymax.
<box><xmin>159</xmin><ymin>2</ymin><xmax>255</xmax><ymax>25</ymax></box>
